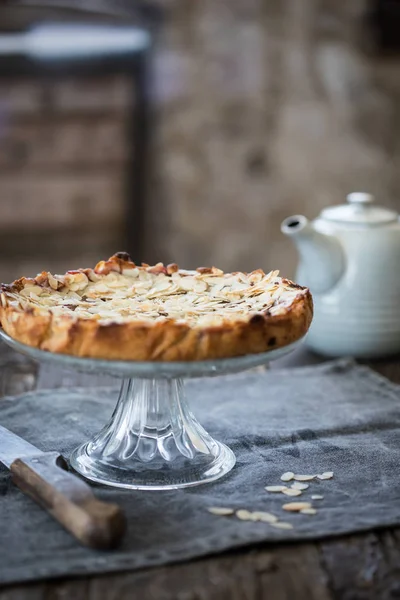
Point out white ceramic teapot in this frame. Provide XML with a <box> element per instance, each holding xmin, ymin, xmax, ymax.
<box><xmin>281</xmin><ymin>192</ymin><xmax>400</xmax><ymax>358</ymax></box>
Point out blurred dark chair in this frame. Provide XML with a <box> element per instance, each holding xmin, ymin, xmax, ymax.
<box><xmin>365</xmin><ymin>0</ymin><xmax>400</xmax><ymax>53</ymax></box>
<box><xmin>0</xmin><ymin>0</ymin><xmax>159</xmax><ymax>279</ymax></box>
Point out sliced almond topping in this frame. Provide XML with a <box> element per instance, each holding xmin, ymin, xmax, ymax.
<box><xmin>265</xmin><ymin>485</ymin><xmax>287</xmax><ymax>493</ymax></box>
<box><xmin>20</xmin><ymin>285</ymin><xmax>43</xmax><ymax>297</ymax></box>
<box><xmin>88</xmin><ymin>271</ymin><xmax>101</xmax><ymax>282</ymax></box>
<box><xmin>48</xmin><ymin>273</ymin><xmax>59</xmax><ymax>290</ymax></box>
<box><xmin>208</xmin><ymin>507</ymin><xmax>234</xmax><ymax>516</ymax></box>
<box><xmin>282</xmin><ymin>502</ymin><xmax>312</xmax><ymax>512</ymax></box>
<box><xmin>193</xmin><ymin>280</ymin><xmax>208</xmax><ymax>293</ymax></box>
<box><xmin>179</xmin><ymin>277</ymin><xmax>197</xmax><ymax>291</ymax></box>
<box><xmin>271</xmin><ymin>521</ymin><xmax>294</xmax><ymax>530</ymax></box>
<box><xmin>280</xmin><ymin>472</ymin><xmax>295</xmax><ymax>482</ymax></box>
<box><xmin>166</xmin><ymin>263</ymin><xmax>179</xmax><ymax>275</ymax></box>
<box><xmin>300</xmin><ymin>508</ymin><xmax>317</xmax><ymax>515</ymax></box>
<box><xmin>122</xmin><ymin>267</ymin><xmax>139</xmax><ymax>277</ymax></box>
<box><xmin>3</xmin><ymin>257</ymin><xmax>306</xmax><ymax>330</ymax></box>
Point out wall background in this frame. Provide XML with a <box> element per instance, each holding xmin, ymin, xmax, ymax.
<box><xmin>0</xmin><ymin>73</ymin><xmax>132</xmax><ymax>282</ymax></box>
<box><xmin>0</xmin><ymin>0</ymin><xmax>399</xmax><ymax>282</ymax></box>
<box><xmin>145</xmin><ymin>0</ymin><xmax>400</xmax><ymax>277</ymax></box>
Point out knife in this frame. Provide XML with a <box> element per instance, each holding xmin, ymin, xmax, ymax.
<box><xmin>0</xmin><ymin>424</ymin><xmax>126</xmax><ymax>549</ymax></box>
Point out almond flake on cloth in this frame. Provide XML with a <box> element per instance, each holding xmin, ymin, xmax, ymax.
<box><xmin>280</xmin><ymin>472</ymin><xmax>295</xmax><ymax>482</ymax></box>
<box><xmin>207</xmin><ymin>507</ymin><xmax>234</xmax><ymax>516</ymax></box>
<box><xmin>282</xmin><ymin>502</ymin><xmax>312</xmax><ymax>512</ymax></box>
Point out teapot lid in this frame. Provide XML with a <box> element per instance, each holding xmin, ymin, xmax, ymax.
<box><xmin>320</xmin><ymin>192</ymin><xmax>398</xmax><ymax>226</ymax></box>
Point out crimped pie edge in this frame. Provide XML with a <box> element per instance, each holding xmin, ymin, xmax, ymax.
<box><xmin>0</xmin><ymin>253</ymin><xmax>313</xmax><ymax>361</ymax></box>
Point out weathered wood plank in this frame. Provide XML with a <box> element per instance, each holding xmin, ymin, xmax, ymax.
<box><xmin>320</xmin><ymin>531</ymin><xmax>400</xmax><ymax>600</ymax></box>
<box><xmin>0</xmin><ymin>546</ymin><xmax>333</xmax><ymax>600</ymax></box>
<box><xmin>0</xmin><ymin>588</ymin><xmax>47</xmax><ymax>600</ymax></box>
<box><xmin>362</xmin><ymin>361</ymin><xmax>400</xmax><ymax>385</ymax></box>
<box><xmin>3</xmin><ymin>530</ymin><xmax>400</xmax><ymax>600</ymax></box>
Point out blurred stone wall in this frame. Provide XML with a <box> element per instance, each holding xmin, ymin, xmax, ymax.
<box><xmin>0</xmin><ymin>74</ymin><xmax>132</xmax><ymax>282</ymax></box>
<box><xmin>145</xmin><ymin>0</ymin><xmax>400</xmax><ymax>277</ymax></box>
<box><xmin>1</xmin><ymin>0</ymin><xmax>399</xmax><ymax>282</ymax></box>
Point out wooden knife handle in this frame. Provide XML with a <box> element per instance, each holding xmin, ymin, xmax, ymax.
<box><xmin>10</xmin><ymin>452</ymin><xmax>126</xmax><ymax>549</ymax></box>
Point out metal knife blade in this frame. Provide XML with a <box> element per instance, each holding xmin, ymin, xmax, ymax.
<box><xmin>0</xmin><ymin>424</ymin><xmax>49</xmax><ymax>468</ymax></box>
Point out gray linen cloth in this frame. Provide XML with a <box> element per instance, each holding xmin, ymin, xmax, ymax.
<box><xmin>1</xmin><ymin>360</ymin><xmax>400</xmax><ymax>585</ymax></box>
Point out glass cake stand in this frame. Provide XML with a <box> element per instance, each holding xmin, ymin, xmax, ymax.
<box><xmin>0</xmin><ymin>330</ymin><xmax>303</xmax><ymax>490</ymax></box>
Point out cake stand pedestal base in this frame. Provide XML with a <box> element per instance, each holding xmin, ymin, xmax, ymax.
<box><xmin>70</xmin><ymin>378</ymin><xmax>236</xmax><ymax>490</ymax></box>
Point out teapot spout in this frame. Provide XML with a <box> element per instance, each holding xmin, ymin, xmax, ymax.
<box><xmin>281</xmin><ymin>215</ymin><xmax>344</xmax><ymax>294</ymax></box>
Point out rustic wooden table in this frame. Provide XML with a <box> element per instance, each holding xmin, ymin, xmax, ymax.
<box><xmin>1</xmin><ymin>339</ymin><xmax>400</xmax><ymax>600</ymax></box>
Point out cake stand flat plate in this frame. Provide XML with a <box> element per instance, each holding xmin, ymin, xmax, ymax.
<box><xmin>0</xmin><ymin>330</ymin><xmax>304</xmax><ymax>379</ymax></box>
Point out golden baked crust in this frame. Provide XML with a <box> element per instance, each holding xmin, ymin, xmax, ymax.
<box><xmin>0</xmin><ymin>252</ymin><xmax>313</xmax><ymax>361</ymax></box>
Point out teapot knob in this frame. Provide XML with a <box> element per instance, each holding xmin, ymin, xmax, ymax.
<box><xmin>347</xmin><ymin>192</ymin><xmax>374</xmax><ymax>205</ymax></box>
